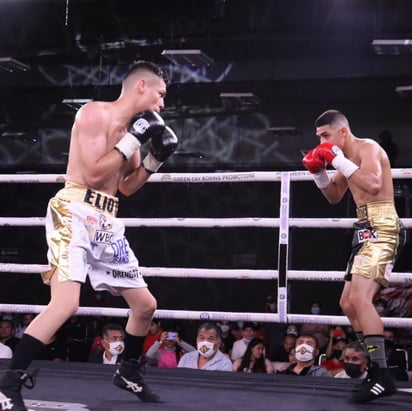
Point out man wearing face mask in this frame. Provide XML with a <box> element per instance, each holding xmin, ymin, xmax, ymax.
<box><xmin>334</xmin><ymin>342</ymin><xmax>369</xmax><ymax>379</ymax></box>
<box><xmin>89</xmin><ymin>323</ymin><xmax>125</xmax><ymax>365</ymax></box>
<box><xmin>177</xmin><ymin>322</ymin><xmax>232</xmax><ymax>371</ymax></box>
<box><xmin>278</xmin><ymin>334</ymin><xmax>332</xmax><ymax>377</ymax></box>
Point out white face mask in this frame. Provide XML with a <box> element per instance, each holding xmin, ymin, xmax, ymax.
<box><xmin>197</xmin><ymin>341</ymin><xmax>215</xmax><ymax>358</ymax></box>
<box><xmin>220</xmin><ymin>325</ymin><xmax>230</xmax><ymax>333</ymax></box>
<box><xmin>295</xmin><ymin>343</ymin><xmax>314</xmax><ymax>362</ymax></box>
<box><xmin>108</xmin><ymin>341</ymin><xmax>124</xmax><ymax>356</ymax></box>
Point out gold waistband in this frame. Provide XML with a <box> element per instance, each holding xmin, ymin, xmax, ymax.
<box><xmin>57</xmin><ymin>181</ymin><xmax>119</xmax><ymax>217</ymax></box>
<box><xmin>356</xmin><ymin>201</ymin><xmax>396</xmax><ymax>223</ymax></box>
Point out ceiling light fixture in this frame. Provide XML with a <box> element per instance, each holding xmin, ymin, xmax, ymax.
<box><xmin>0</xmin><ymin>57</ymin><xmax>30</xmax><ymax>72</ymax></box>
<box><xmin>372</xmin><ymin>39</ymin><xmax>412</xmax><ymax>55</ymax></box>
<box><xmin>161</xmin><ymin>49</ymin><xmax>214</xmax><ymax>66</ymax></box>
<box><xmin>219</xmin><ymin>92</ymin><xmax>260</xmax><ymax>105</ymax></box>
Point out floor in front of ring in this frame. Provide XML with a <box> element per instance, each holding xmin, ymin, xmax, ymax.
<box><xmin>1</xmin><ymin>360</ymin><xmax>411</xmax><ymax>411</ymax></box>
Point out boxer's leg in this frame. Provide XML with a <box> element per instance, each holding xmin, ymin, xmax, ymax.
<box><xmin>112</xmin><ymin>287</ymin><xmax>161</xmax><ymax>402</ymax></box>
<box><xmin>349</xmin><ymin>273</ymin><xmax>395</xmax><ymax>402</ymax></box>
<box><xmin>0</xmin><ymin>273</ymin><xmax>81</xmax><ymax>411</ymax></box>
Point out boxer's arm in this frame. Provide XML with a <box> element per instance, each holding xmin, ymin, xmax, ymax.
<box><xmin>118</xmin><ymin>162</ymin><xmax>152</xmax><ymax>196</ymax></box>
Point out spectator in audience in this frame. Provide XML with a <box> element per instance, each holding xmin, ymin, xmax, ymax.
<box><xmin>89</xmin><ymin>323</ymin><xmax>125</xmax><ymax>365</ymax></box>
<box><xmin>334</xmin><ymin>341</ymin><xmax>369</xmax><ymax>379</ymax></box>
<box><xmin>231</xmin><ymin>322</ymin><xmax>259</xmax><ymax>361</ymax></box>
<box><xmin>143</xmin><ymin>319</ymin><xmax>163</xmax><ymax>355</ymax></box>
<box><xmin>14</xmin><ymin>314</ymin><xmax>36</xmax><ymax>339</ymax></box>
<box><xmin>0</xmin><ymin>341</ymin><xmax>12</xmax><ymax>359</ymax></box>
<box><xmin>285</xmin><ymin>324</ymin><xmax>299</xmax><ymax>337</ymax></box>
<box><xmin>277</xmin><ymin>333</ymin><xmax>332</xmax><ymax>377</ymax></box>
<box><xmin>325</xmin><ymin>327</ymin><xmax>347</xmax><ymax>360</ymax></box>
<box><xmin>145</xmin><ymin>330</ymin><xmax>195</xmax><ymax>368</ymax></box>
<box><xmin>232</xmin><ymin>338</ymin><xmax>274</xmax><ymax>374</ymax></box>
<box><xmin>0</xmin><ymin>319</ymin><xmax>20</xmax><ymax>352</ymax></box>
<box><xmin>217</xmin><ymin>321</ymin><xmax>236</xmax><ymax>357</ymax></box>
<box><xmin>321</xmin><ymin>337</ymin><xmax>347</xmax><ymax>376</ymax></box>
<box><xmin>384</xmin><ymin>328</ymin><xmax>409</xmax><ymax>381</ymax></box>
<box><xmin>270</xmin><ymin>333</ymin><xmax>297</xmax><ymax>362</ymax></box>
<box><xmin>178</xmin><ymin>322</ymin><xmax>232</xmax><ymax>371</ymax></box>
<box><xmin>299</xmin><ymin>302</ymin><xmax>330</xmax><ymax>353</ymax></box>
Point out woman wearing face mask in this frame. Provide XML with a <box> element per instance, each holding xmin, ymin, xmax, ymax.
<box><xmin>145</xmin><ymin>330</ymin><xmax>195</xmax><ymax>368</ymax></box>
<box><xmin>334</xmin><ymin>342</ymin><xmax>369</xmax><ymax>379</ymax></box>
<box><xmin>88</xmin><ymin>323</ymin><xmax>125</xmax><ymax>365</ymax></box>
<box><xmin>277</xmin><ymin>334</ymin><xmax>332</xmax><ymax>377</ymax></box>
<box><xmin>232</xmin><ymin>338</ymin><xmax>274</xmax><ymax>374</ymax></box>
<box><xmin>177</xmin><ymin>322</ymin><xmax>232</xmax><ymax>371</ymax></box>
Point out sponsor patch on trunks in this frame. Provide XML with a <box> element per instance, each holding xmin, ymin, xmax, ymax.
<box><xmin>356</xmin><ymin>228</ymin><xmax>377</xmax><ymax>243</ymax></box>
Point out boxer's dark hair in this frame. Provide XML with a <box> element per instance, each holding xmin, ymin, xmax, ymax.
<box><xmin>125</xmin><ymin>60</ymin><xmax>168</xmax><ymax>84</ymax></box>
<box><xmin>315</xmin><ymin>109</ymin><xmax>348</xmax><ymax>128</ymax></box>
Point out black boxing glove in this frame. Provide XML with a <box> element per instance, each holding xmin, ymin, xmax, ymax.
<box><xmin>115</xmin><ymin>111</ymin><xmax>165</xmax><ymax>160</ymax></box>
<box><xmin>142</xmin><ymin>126</ymin><xmax>178</xmax><ymax>173</ymax></box>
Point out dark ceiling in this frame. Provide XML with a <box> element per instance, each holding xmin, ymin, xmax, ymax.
<box><xmin>0</xmin><ymin>0</ymin><xmax>412</xmax><ymax>146</ymax></box>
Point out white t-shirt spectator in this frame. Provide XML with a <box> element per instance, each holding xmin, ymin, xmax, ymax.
<box><xmin>0</xmin><ymin>342</ymin><xmax>12</xmax><ymax>359</ymax></box>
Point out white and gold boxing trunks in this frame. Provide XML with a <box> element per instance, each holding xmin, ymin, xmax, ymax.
<box><xmin>344</xmin><ymin>201</ymin><xmax>405</xmax><ymax>288</ymax></box>
<box><xmin>42</xmin><ymin>181</ymin><xmax>147</xmax><ymax>295</ymax></box>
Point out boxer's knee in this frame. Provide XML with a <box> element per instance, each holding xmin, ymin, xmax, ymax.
<box><xmin>129</xmin><ymin>295</ymin><xmax>157</xmax><ymax>323</ymax></box>
<box><xmin>339</xmin><ymin>295</ymin><xmax>352</xmax><ymax>316</ymax></box>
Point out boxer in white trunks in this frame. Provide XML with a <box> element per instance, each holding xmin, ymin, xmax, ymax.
<box><xmin>0</xmin><ymin>60</ymin><xmax>178</xmax><ymax>410</ymax></box>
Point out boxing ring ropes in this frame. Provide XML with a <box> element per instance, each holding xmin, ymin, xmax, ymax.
<box><xmin>0</xmin><ymin>169</ymin><xmax>411</xmax><ymax>331</ymax></box>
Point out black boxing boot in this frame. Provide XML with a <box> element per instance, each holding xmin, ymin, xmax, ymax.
<box><xmin>0</xmin><ymin>369</ymin><xmax>37</xmax><ymax>411</ymax></box>
<box><xmin>351</xmin><ymin>362</ymin><xmax>396</xmax><ymax>403</ymax></box>
<box><xmin>113</xmin><ymin>358</ymin><xmax>161</xmax><ymax>402</ymax></box>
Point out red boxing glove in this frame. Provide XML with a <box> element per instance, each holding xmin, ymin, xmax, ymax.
<box><xmin>313</xmin><ymin>142</ymin><xmax>341</xmax><ymax>165</ymax></box>
<box><xmin>314</xmin><ymin>142</ymin><xmax>358</xmax><ymax>179</ymax></box>
<box><xmin>302</xmin><ymin>149</ymin><xmax>329</xmax><ymax>189</ymax></box>
<box><xmin>302</xmin><ymin>149</ymin><xmax>326</xmax><ymax>174</ymax></box>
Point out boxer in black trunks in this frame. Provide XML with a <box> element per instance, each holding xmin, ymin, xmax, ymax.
<box><xmin>302</xmin><ymin>110</ymin><xmax>405</xmax><ymax>403</ymax></box>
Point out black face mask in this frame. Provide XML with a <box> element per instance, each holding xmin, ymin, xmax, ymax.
<box><xmin>332</xmin><ymin>349</ymin><xmax>343</xmax><ymax>359</ymax></box>
<box><xmin>344</xmin><ymin>363</ymin><xmax>363</xmax><ymax>378</ymax></box>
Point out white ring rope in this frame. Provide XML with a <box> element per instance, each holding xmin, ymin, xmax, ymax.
<box><xmin>1</xmin><ymin>170</ymin><xmax>411</xmax><ymax>327</ymax></box>
<box><xmin>0</xmin><ymin>265</ymin><xmax>410</xmax><ymax>284</ymax></box>
<box><xmin>1</xmin><ymin>217</ymin><xmax>412</xmax><ymax>228</ymax></box>
<box><xmin>0</xmin><ymin>303</ymin><xmax>411</xmax><ymax>328</ymax></box>
<box><xmin>0</xmin><ymin>168</ymin><xmax>411</xmax><ymax>184</ymax></box>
